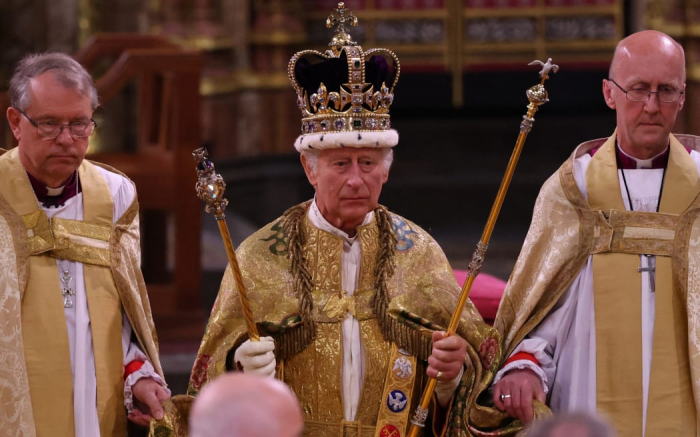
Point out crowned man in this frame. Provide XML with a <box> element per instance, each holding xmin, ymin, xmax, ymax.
<box><xmin>187</xmin><ymin>3</ymin><xmax>500</xmax><ymax>436</ymax></box>
<box><xmin>472</xmin><ymin>30</ymin><xmax>700</xmax><ymax>436</ymax></box>
<box><xmin>0</xmin><ymin>53</ymin><xmax>169</xmax><ymax>435</ymax></box>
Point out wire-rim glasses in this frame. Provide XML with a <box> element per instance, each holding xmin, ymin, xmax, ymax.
<box><xmin>17</xmin><ymin>108</ymin><xmax>97</xmax><ymax>139</ymax></box>
<box><xmin>607</xmin><ymin>78</ymin><xmax>684</xmax><ymax>103</ymax></box>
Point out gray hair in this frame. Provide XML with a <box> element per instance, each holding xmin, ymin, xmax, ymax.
<box><xmin>9</xmin><ymin>52</ymin><xmax>98</xmax><ymax>111</ymax></box>
<box><xmin>302</xmin><ymin>148</ymin><xmax>394</xmax><ymax>176</ymax></box>
<box><xmin>528</xmin><ymin>412</ymin><xmax>617</xmax><ymax>437</ymax></box>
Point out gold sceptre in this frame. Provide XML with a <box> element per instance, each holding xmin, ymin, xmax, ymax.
<box><xmin>193</xmin><ymin>148</ymin><xmax>260</xmax><ymax>342</ymax></box>
<box><xmin>407</xmin><ymin>59</ymin><xmax>558</xmax><ymax>435</ymax></box>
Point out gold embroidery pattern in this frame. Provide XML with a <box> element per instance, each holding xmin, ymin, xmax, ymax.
<box><xmin>52</xmin><ymin>218</ymin><xmax>112</xmax><ymax>266</ymax></box>
<box><xmin>0</xmin><ymin>194</ymin><xmax>36</xmax><ymax>436</ymax></box>
<box><xmin>357</xmin><ymin>319</ymin><xmax>392</xmax><ymax>424</ymax></box>
<box><xmin>285</xmin><ymin>322</ymin><xmax>344</xmax><ymax>424</ymax></box>
<box><xmin>23</xmin><ymin>211</ymin><xmax>53</xmax><ymax>255</ymax></box>
<box><xmin>110</xmin><ymin>200</ymin><xmax>164</xmax><ymax>377</ymax></box>
<box><xmin>497</xmin><ymin>147</ymin><xmax>596</xmax><ymax>360</ymax></box>
<box><xmin>678</xmin><ymin>199</ymin><xmax>700</xmax><ymax>411</ymax></box>
<box><xmin>21</xmin><ymin>213</ymin><xmax>112</xmax><ymax>267</ymax></box>
<box><xmin>323</xmin><ymin>290</ymin><xmax>357</xmax><ymax>319</ymax></box>
<box><xmin>54</xmin><ymin>217</ymin><xmax>111</xmax><ymax>241</ymax></box>
<box><xmin>486</xmin><ymin>135</ymin><xmax>700</xmax><ymax>435</ymax></box>
<box><xmin>303</xmin><ymin>420</ymin><xmax>375</xmax><ymax>437</ymax></box>
<box><xmin>674</xmin><ymin>201</ymin><xmax>700</xmax><ymax>303</ymax></box>
<box><xmin>358</xmin><ymin>222</ymin><xmax>379</xmax><ymax>291</ymax></box>
<box><xmin>149</xmin><ymin>396</ymin><xmax>194</xmax><ymax>437</ymax></box>
<box><xmin>187</xmin><ymin>203</ymin><xmax>500</xmax><ymax>436</ymax></box>
<box><xmin>308</xmin><ymin>225</ymin><xmax>343</xmax><ymax>305</ymax></box>
<box><xmin>0</xmin><ymin>151</ymin><xmax>163</xmax><ymax>435</ymax></box>
<box><xmin>589</xmin><ymin>210</ymin><xmax>679</xmax><ymax>256</ymax></box>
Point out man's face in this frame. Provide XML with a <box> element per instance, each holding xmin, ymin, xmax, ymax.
<box><xmin>302</xmin><ymin>147</ymin><xmax>389</xmax><ymax>235</ymax></box>
<box><xmin>7</xmin><ymin>72</ymin><xmax>93</xmax><ymax>187</ymax></box>
<box><xmin>603</xmin><ymin>44</ymin><xmax>685</xmax><ymax>156</ymax></box>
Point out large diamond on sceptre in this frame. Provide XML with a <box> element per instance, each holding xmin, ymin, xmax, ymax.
<box><xmin>193</xmin><ymin>148</ymin><xmax>260</xmax><ymax>341</ymax></box>
<box><xmin>194</xmin><ymin>149</ymin><xmax>228</xmax><ymax>218</ymax></box>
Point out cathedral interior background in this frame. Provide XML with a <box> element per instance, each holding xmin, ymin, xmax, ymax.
<box><xmin>1</xmin><ymin>0</ymin><xmax>697</xmax><ymax>394</ymax></box>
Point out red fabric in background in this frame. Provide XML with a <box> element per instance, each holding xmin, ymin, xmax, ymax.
<box><xmin>453</xmin><ymin>270</ymin><xmax>506</xmax><ymax>325</ymax></box>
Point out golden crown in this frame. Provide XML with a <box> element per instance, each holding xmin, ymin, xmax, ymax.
<box><xmin>288</xmin><ymin>2</ymin><xmax>400</xmax><ymax>149</ymax></box>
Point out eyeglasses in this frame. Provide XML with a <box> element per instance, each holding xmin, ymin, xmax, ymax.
<box><xmin>17</xmin><ymin>108</ymin><xmax>97</xmax><ymax>139</ymax></box>
<box><xmin>607</xmin><ymin>78</ymin><xmax>684</xmax><ymax>103</ymax></box>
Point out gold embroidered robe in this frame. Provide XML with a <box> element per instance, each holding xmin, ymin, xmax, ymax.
<box><xmin>468</xmin><ymin>133</ymin><xmax>700</xmax><ymax>435</ymax></box>
<box><xmin>0</xmin><ymin>148</ymin><xmax>165</xmax><ymax>436</ymax></box>
<box><xmin>184</xmin><ymin>204</ymin><xmax>500</xmax><ymax>437</ymax></box>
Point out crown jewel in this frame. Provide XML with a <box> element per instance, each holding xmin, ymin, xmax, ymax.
<box><xmin>288</xmin><ymin>2</ymin><xmax>400</xmax><ymax>146</ymax></box>
<box><xmin>326</xmin><ymin>2</ymin><xmax>359</xmax><ymax>55</ymax></box>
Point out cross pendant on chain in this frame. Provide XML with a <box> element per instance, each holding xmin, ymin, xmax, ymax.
<box><xmin>60</xmin><ymin>269</ymin><xmax>75</xmax><ymax>308</ymax></box>
<box><xmin>637</xmin><ymin>254</ymin><xmax>656</xmax><ymax>293</ymax></box>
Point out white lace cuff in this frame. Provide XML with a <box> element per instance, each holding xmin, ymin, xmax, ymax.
<box><xmin>123</xmin><ymin>361</ymin><xmax>171</xmax><ymax>413</ymax></box>
<box><xmin>435</xmin><ymin>367</ymin><xmax>464</xmax><ymax>407</ymax></box>
<box><xmin>492</xmin><ymin>360</ymin><xmax>549</xmax><ymax>394</ymax></box>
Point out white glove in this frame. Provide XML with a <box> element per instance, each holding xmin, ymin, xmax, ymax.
<box><xmin>233</xmin><ymin>336</ymin><xmax>276</xmax><ymax>378</ymax></box>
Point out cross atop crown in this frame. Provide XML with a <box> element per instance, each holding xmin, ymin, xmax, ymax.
<box><xmin>326</xmin><ymin>2</ymin><xmax>359</xmax><ymax>55</ymax></box>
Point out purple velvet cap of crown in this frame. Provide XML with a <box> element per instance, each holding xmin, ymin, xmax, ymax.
<box><xmin>294</xmin><ymin>50</ymin><xmax>397</xmax><ymax>100</ymax></box>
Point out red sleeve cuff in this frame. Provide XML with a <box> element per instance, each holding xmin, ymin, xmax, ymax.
<box><xmin>504</xmin><ymin>352</ymin><xmax>539</xmax><ymax>367</ymax></box>
<box><xmin>124</xmin><ymin>360</ymin><xmax>144</xmax><ymax>379</ymax></box>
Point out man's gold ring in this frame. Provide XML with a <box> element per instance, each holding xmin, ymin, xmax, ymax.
<box><xmin>436</xmin><ymin>370</ymin><xmax>443</xmax><ymax>381</ymax></box>
<box><xmin>500</xmin><ymin>394</ymin><xmax>512</xmax><ymax>402</ymax></box>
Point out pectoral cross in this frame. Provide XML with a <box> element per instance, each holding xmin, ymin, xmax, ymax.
<box><xmin>637</xmin><ymin>254</ymin><xmax>655</xmax><ymax>293</ymax></box>
<box><xmin>60</xmin><ymin>268</ymin><xmax>75</xmax><ymax>308</ymax></box>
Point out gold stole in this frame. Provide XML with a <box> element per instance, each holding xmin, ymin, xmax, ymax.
<box><xmin>586</xmin><ymin>134</ymin><xmax>698</xmax><ymax>435</ymax></box>
<box><xmin>0</xmin><ymin>148</ymin><xmax>125</xmax><ymax>437</ymax></box>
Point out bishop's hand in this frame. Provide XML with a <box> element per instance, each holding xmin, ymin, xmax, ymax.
<box><xmin>128</xmin><ymin>377</ymin><xmax>169</xmax><ymax>427</ymax></box>
<box><xmin>234</xmin><ymin>336</ymin><xmax>276</xmax><ymax>378</ymax></box>
<box><xmin>492</xmin><ymin>368</ymin><xmax>545</xmax><ymax>424</ymax></box>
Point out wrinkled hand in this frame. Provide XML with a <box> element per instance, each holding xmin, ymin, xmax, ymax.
<box><xmin>427</xmin><ymin>331</ymin><xmax>467</xmax><ymax>382</ymax></box>
<box><xmin>128</xmin><ymin>377</ymin><xmax>170</xmax><ymax>427</ymax></box>
<box><xmin>492</xmin><ymin>368</ymin><xmax>545</xmax><ymax>424</ymax></box>
<box><xmin>233</xmin><ymin>336</ymin><xmax>276</xmax><ymax>377</ymax></box>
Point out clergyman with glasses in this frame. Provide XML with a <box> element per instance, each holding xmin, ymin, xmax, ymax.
<box><xmin>472</xmin><ymin>30</ymin><xmax>700</xmax><ymax>436</ymax></box>
<box><xmin>0</xmin><ymin>52</ymin><xmax>170</xmax><ymax>436</ymax></box>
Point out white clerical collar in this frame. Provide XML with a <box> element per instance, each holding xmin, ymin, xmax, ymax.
<box><xmin>46</xmin><ymin>184</ymin><xmax>66</xmax><ymax>196</ymax></box>
<box><xmin>308</xmin><ymin>199</ymin><xmax>374</xmax><ymax>244</ymax></box>
<box><xmin>618</xmin><ymin>144</ymin><xmax>669</xmax><ymax>169</ymax></box>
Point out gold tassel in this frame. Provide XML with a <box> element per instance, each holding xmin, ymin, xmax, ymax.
<box><xmin>278</xmin><ymin>202</ymin><xmax>315</xmax><ymax>360</ymax></box>
<box><xmin>276</xmin><ymin>202</ymin><xmax>432</xmax><ymax>361</ymax></box>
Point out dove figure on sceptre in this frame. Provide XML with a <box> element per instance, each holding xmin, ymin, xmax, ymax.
<box><xmin>528</xmin><ymin>58</ymin><xmax>559</xmax><ymax>80</ymax></box>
